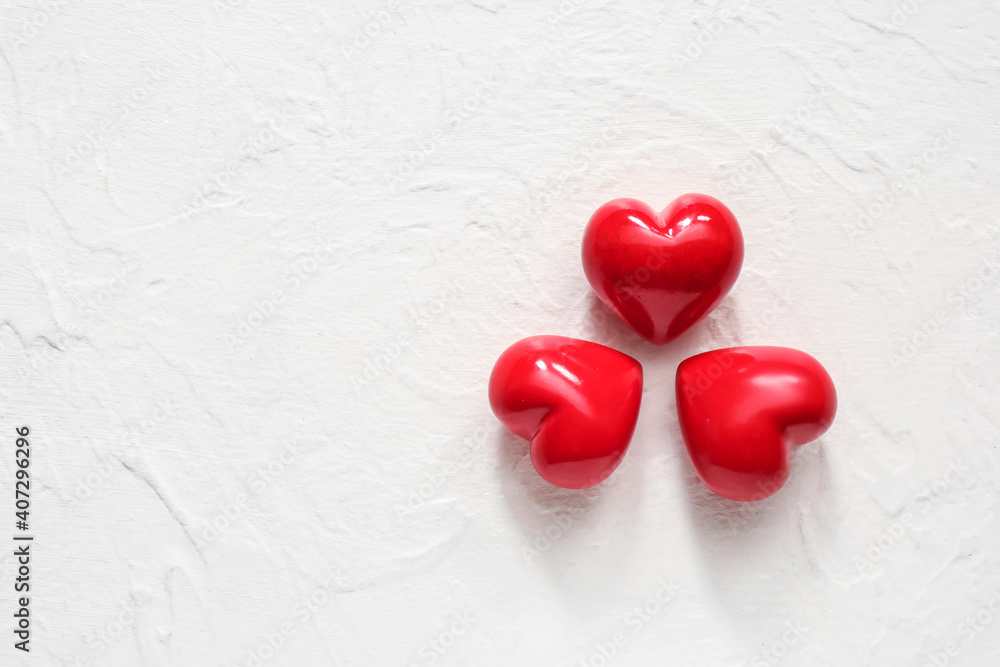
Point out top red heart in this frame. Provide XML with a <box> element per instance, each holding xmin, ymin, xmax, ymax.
<box><xmin>581</xmin><ymin>194</ymin><xmax>744</xmax><ymax>345</ymax></box>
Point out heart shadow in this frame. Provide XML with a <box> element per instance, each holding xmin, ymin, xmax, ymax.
<box><xmin>493</xmin><ymin>421</ymin><xmax>646</xmax><ymax>588</ymax></box>
<box><xmin>673</xmin><ymin>423</ymin><xmax>834</xmax><ymax>607</ymax></box>
<box><xmin>582</xmin><ymin>291</ymin><xmax>745</xmax><ymax>369</ymax></box>
<box><xmin>580</xmin><ymin>292</ymin><xmax>647</xmax><ymax>358</ymax></box>
<box><xmin>495</xmin><ymin>426</ymin><xmax>605</xmax><ymax>520</ymax></box>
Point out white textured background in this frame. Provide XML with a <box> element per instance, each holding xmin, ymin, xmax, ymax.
<box><xmin>2</xmin><ymin>0</ymin><xmax>999</xmax><ymax>665</ymax></box>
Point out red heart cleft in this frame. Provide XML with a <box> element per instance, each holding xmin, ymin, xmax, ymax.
<box><xmin>489</xmin><ymin>336</ymin><xmax>643</xmax><ymax>489</ymax></box>
<box><xmin>582</xmin><ymin>194</ymin><xmax>744</xmax><ymax>345</ymax></box>
<box><xmin>675</xmin><ymin>346</ymin><xmax>837</xmax><ymax>501</ymax></box>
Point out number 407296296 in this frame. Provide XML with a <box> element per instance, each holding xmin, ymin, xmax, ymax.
<box><xmin>15</xmin><ymin>426</ymin><xmax>30</xmax><ymax>531</ymax></box>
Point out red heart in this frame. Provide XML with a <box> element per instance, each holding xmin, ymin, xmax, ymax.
<box><xmin>582</xmin><ymin>194</ymin><xmax>744</xmax><ymax>345</ymax></box>
<box><xmin>489</xmin><ymin>336</ymin><xmax>643</xmax><ymax>489</ymax></box>
<box><xmin>675</xmin><ymin>346</ymin><xmax>837</xmax><ymax>501</ymax></box>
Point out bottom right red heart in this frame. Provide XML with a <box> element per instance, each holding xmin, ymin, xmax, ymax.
<box><xmin>675</xmin><ymin>346</ymin><xmax>837</xmax><ymax>502</ymax></box>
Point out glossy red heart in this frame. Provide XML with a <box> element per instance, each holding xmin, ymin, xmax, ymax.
<box><xmin>582</xmin><ymin>194</ymin><xmax>744</xmax><ymax>345</ymax></box>
<box><xmin>489</xmin><ymin>336</ymin><xmax>643</xmax><ymax>489</ymax></box>
<box><xmin>675</xmin><ymin>346</ymin><xmax>837</xmax><ymax>501</ymax></box>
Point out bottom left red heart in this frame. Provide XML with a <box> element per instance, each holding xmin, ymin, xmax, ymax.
<box><xmin>488</xmin><ymin>335</ymin><xmax>643</xmax><ymax>489</ymax></box>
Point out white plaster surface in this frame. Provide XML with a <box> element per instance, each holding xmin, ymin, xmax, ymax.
<box><xmin>1</xmin><ymin>0</ymin><xmax>999</xmax><ymax>665</ymax></box>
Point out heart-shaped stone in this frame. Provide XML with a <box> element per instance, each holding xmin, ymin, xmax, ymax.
<box><xmin>582</xmin><ymin>194</ymin><xmax>744</xmax><ymax>345</ymax></box>
<box><xmin>675</xmin><ymin>346</ymin><xmax>837</xmax><ymax>501</ymax></box>
<box><xmin>489</xmin><ymin>336</ymin><xmax>643</xmax><ymax>489</ymax></box>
